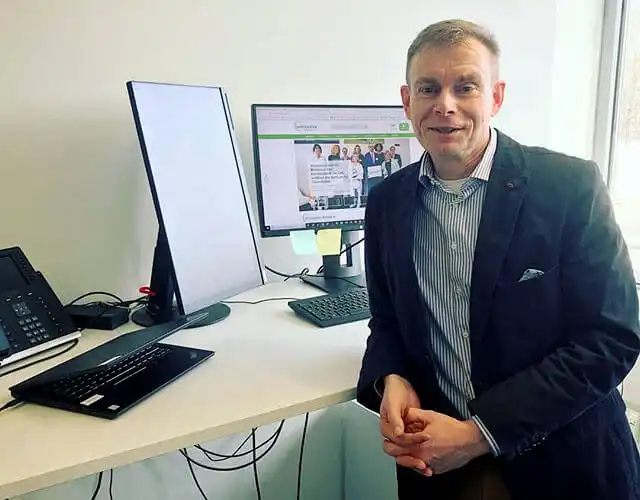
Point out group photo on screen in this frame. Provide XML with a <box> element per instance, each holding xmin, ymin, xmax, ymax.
<box><xmin>294</xmin><ymin>138</ymin><xmax>409</xmax><ymax>212</ymax></box>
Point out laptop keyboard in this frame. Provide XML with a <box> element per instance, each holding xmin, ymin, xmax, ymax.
<box><xmin>49</xmin><ymin>344</ymin><xmax>172</xmax><ymax>403</ymax></box>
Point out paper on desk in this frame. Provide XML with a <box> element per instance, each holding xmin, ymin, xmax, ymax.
<box><xmin>290</xmin><ymin>229</ymin><xmax>318</xmax><ymax>255</ymax></box>
<box><xmin>316</xmin><ymin>228</ymin><xmax>342</xmax><ymax>256</ymax></box>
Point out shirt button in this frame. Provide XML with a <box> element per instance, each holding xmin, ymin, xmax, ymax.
<box><xmin>450</xmin><ymin>242</ymin><xmax>458</xmax><ymax>250</ymax></box>
<box><xmin>456</xmin><ymin>287</ymin><xmax>463</xmax><ymax>295</ymax></box>
<box><xmin>462</xmin><ymin>331</ymin><xmax>469</xmax><ymax>339</ymax></box>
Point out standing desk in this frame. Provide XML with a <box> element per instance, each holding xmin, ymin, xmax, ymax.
<box><xmin>0</xmin><ymin>281</ymin><xmax>370</xmax><ymax>498</ymax></box>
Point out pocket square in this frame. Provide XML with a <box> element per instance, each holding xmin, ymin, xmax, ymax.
<box><xmin>518</xmin><ymin>268</ymin><xmax>545</xmax><ymax>282</ymax></box>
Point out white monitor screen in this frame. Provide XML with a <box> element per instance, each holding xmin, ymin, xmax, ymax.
<box><xmin>251</xmin><ymin>104</ymin><xmax>424</xmax><ymax>236</ymax></box>
<box><xmin>128</xmin><ymin>81</ymin><xmax>265</xmax><ymax>315</ymax></box>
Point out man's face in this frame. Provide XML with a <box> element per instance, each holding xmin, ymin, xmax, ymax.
<box><xmin>401</xmin><ymin>40</ymin><xmax>505</xmax><ymax>163</ymax></box>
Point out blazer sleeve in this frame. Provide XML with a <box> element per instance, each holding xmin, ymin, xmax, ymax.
<box><xmin>468</xmin><ymin>160</ymin><xmax>640</xmax><ymax>459</ymax></box>
<box><xmin>356</xmin><ymin>187</ymin><xmax>411</xmax><ymax>412</ymax></box>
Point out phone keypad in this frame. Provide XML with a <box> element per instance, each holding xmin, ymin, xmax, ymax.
<box><xmin>1</xmin><ymin>294</ymin><xmax>55</xmax><ymax>352</ymax></box>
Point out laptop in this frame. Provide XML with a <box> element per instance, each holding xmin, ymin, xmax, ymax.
<box><xmin>10</xmin><ymin>313</ymin><xmax>214</xmax><ymax>419</ymax></box>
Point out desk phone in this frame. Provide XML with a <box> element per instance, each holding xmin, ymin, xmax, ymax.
<box><xmin>0</xmin><ymin>247</ymin><xmax>78</xmax><ymax>363</ymax></box>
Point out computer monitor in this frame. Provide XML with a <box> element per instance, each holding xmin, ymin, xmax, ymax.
<box><xmin>251</xmin><ymin>103</ymin><xmax>422</xmax><ymax>294</ymax></box>
<box><xmin>126</xmin><ymin>81</ymin><xmax>266</xmax><ymax>328</ymax></box>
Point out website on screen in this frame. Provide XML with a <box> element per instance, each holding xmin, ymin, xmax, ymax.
<box><xmin>254</xmin><ymin>106</ymin><xmax>424</xmax><ymax>231</ymax></box>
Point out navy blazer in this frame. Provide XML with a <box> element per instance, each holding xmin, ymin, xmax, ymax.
<box><xmin>357</xmin><ymin>130</ymin><xmax>640</xmax><ymax>499</ymax></box>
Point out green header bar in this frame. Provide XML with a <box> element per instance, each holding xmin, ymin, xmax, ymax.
<box><xmin>257</xmin><ymin>133</ymin><xmax>415</xmax><ymax>139</ymax></box>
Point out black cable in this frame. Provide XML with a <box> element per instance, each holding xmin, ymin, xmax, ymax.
<box><xmin>251</xmin><ymin>429</ymin><xmax>263</xmax><ymax>500</ymax></box>
<box><xmin>90</xmin><ymin>471</ymin><xmax>103</xmax><ymax>500</ymax></box>
<box><xmin>297</xmin><ymin>413</ymin><xmax>310</xmax><ymax>500</ymax></box>
<box><xmin>265</xmin><ymin>266</ymin><xmax>310</xmax><ymax>281</ymax></box>
<box><xmin>317</xmin><ymin>236</ymin><xmax>365</xmax><ymax>274</ymax></box>
<box><xmin>64</xmin><ymin>291</ymin><xmax>148</xmax><ymax>333</ymax></box>
<box><xmin>108</xmin><ymin>469</ymin><xmax>114</xmax><ymax>500</ymax></box>
<box><xmin>183</xmin><ymin>449</ymin><xmax>209</xmax><ymax>500</ymax></box>
<box><xmin>266</xmin><ymin>265</ymin><xmax>365</xmax><ymax>288</ymax></box>
<box><xmin>195</xmin><ymin>422</ymin><xmax>279</xmax><ymax>461</ymax></box>
<box><xmin>223</xmin><ymin>297</ymin><xmax>301</xmax><ymax>305</ymax></box>
<box><xmin>0</xmin><ymin>399</ymin><xmax>22</xmax><ymax>413</ymax></box>
<box><xmin>0</xmin><ymin>338</ymin><xmax>79</xmax><ymax>379</ymax></box>
<box><xmin>66</xmin><ymin>292</ymin><xmax>125</xmax><ymax>307</ymax></box>
<box><xmin>181</xmin><ymin>420</ymin><xmax>284</xmax><ymax>472</ymax></box>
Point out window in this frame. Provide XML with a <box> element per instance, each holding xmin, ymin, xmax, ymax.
<box><xmin>603</xmin><ymin>0</ymin><xmax>640</xmax><ymax>281</ymax></box>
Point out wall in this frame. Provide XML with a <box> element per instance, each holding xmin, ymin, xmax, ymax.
<box><xmin>0</xmin><ymin>0</ymin><xmax>574</xmax><ymax>303</ymax></box>
<box><xmin>0</xmin><ymin>0</ymin><xmax>615</xmax><ymax>498</ymax></box>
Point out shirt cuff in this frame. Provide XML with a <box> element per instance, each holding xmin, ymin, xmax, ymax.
<box><xmin>373</xmin><ymin>376</ymin><xmax>384</xmax><ymax>399</ymax></box>
<box><xmin>471</xmin><ymin>415</ymin><xmax>501</xmax><ymax>456</ymax></box>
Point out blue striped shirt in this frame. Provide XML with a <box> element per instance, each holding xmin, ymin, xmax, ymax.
<box><xmin>413</xmin><ymin>128</ymin><xmax>500</xmax><ymax>455</ymax></box>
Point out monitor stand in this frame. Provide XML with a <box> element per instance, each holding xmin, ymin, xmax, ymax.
<box><xmin>130</xmin><ymin>230</ymin><xmax>231</xmax><ymax>329</ymax></box>
<box><xmin>301</xmin><ymin>231</ymin><xmax>366</xmax><ymax>294</ymax></box>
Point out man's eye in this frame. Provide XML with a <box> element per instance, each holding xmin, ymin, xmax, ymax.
<box><xmin>418</xmin><ymin>87</ymin><xmax>436</xmax><ymax>94</ymax></box>
<box><xmin>460</xmin><ymin>85</ymin><xmax>476</xmax><ymax>93</ymax></box>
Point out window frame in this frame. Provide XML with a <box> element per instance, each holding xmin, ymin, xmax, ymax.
<box><xmin>593</xmin><ymin>0</ymin><xmax>628</xmax><ymax>183</ymax></box>
<box><xmin>593</xmin><ymin>0</ymin><xmax>640</xmax><ymax>285</ymax></box>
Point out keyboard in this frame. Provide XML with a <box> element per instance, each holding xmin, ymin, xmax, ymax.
<box><xmin>14</xmin><ymin>342</ymin><xmax>214</xmax><ymax>419</ymax></box>
<box><xmin>288</xmin><ymin>287</ymin><xmax>371</xmax><ymax>327</ymax></box>
<box><xmin>49</xmin><ymin>344</ymin><xmax>173</xmax><ymax>403</ymax></box>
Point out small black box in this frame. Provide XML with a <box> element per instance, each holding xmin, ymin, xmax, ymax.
<box><xmin>64</xmin><ymin>304</ymin><xmax>130</xmax><ymax>331</ymax></box>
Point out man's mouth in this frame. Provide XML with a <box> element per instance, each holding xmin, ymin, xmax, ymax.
<box><xmin>429</xmin><ymin>126</ymin><xmax>462</xmax><ymax>134</ymax></box>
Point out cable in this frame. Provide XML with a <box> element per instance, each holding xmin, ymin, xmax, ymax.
<box><xmin>223</xmin><ymin>297</ymin><xmax>301</xmax><ymax>305</ymax></box>
<box><xmin>0</xmin><ymin>338</ymin><xmax>79</xmax><ymax>380</ymax></box>
<box><xmin>66</xmin><ymin>292</ymin><xmax>125</xmax><ymax>306</ymax></box>
<box><xmin>0</xmin><ymin>399</ymin><xmax>22</xmax><ymax>413</ymax></box>
<box><xmin>266</xmin><ymin>265</ymin><xmax>365</xmax><ymax>288</ymax></box>
<box><xmin>265</xmin><ymin>266</ymin><xmax>310</xmax><ymax>281</ymax></box>
<box><xmin>108</xmin><ymin>469</ymin><xmax>114</xmax><ymax>500</ymax></box>
<box><xmin>181</xmin><ymin>420</ymin><xmax>284</xmax><ymax>472</ymax></box>
<box><xmin>183</xmin><ymin>449</ymin><xmax>209</xmax><ymax>500</ymax></box>
<box><xmin>317</xmin><ymin>236</ymin><xmax>365</xmax><ymax>274</ymax></box>
<box><xmin>195</xmin><ymin>421</ymin><xmax>281</xmax><ymax>461</ymax></box>
<box><xmin>297</xmin><ymin>413</ymin><xmax>310</xmax><ymax>500</ymax></box>
<box><xmin>251</xmin><ymin>429</ymin><xmax>263</xmax><ymax>500</ymax></box>
<box><xmin>90</xmin><ymin>471</ymin><xmax>103</xmax><ymax>500</ymax></box>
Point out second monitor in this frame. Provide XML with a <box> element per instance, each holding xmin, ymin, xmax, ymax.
<box><xmin>251</xmin><ymin>104</ymin><xmax>422</xmax><ymax>293</ymax></box>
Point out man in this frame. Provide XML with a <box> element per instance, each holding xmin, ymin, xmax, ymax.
<box><xmin>356</xmin><ymin>19</ymin><xmax>640</xmax><ymax>500</ymax></box>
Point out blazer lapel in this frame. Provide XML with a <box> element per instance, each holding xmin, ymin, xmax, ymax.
<box><xmin>390</xmin><ymin>162</ymin><xmax>434</xmax><ymax>354</ymax></box>
<box><xmin>470</xmin><ymin>131</ymin><xmax>531</xmax><ymax>342</ymax></box>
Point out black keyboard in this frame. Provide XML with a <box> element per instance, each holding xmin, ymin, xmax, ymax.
<box><xmin>16</xmin><ymin>342</ymin><xmax>214</xmax><ymax>418</ymax></box>
<box><xmin>288</xmin><ymin>288</ymin><xmax>371</xmax><ymax>327</ymax></box>
<box><xmin>49</xmin><ymin>344</ymin><xmax>172</xmax><ymax>403</ymax></box>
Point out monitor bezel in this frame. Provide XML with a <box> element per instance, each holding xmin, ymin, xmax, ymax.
<box><xmin>127</xmin><ymin>80</ymin><xmax>266</xmax><ymax>318</ymax></box>
<box><xmin>250</xmin><ymin>102</ymin><xmax>407</xmax><ymax>238</ymax></box>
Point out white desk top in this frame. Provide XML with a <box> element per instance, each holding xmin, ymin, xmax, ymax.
<box><xmin>0</xmin><ymin>281</ymin><xmax>371</xmax><ymax>498</ymax></box>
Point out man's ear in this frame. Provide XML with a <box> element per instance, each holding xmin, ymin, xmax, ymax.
<box><xmin>491</xmin><ymin>80</ymin><xmax>506</xmax><ymax>117</ymax></box>
<box><xmin>401</xmin><ymin>85</ymin><xmax>411</xmax><ymax>118</ymax></box>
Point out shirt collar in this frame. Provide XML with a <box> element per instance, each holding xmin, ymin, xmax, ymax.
<box><xmin>419</xmin><ymin>127</ymin><xmax>497</xmax><ymax>184</ymax></box>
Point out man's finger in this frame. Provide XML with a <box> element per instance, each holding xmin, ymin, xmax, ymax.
<box><xmin>404</xmin><ymin>407</ymin><xmax>434</xmax><ymax>422</ymax></box>
<box><xmin>382</xmin><ymin>439</ymin><xmax>414</xmax><ymax>457</ymax></box>
<box><xmin>380</xmin><ymin>418</ymin><xmax>401</xmax><ymax>441</ymax></box>
<box><xmin>396</xmin><ymin>455</ymin><xmax>428</xmax><ymax>471</ymax></box>
<box><xmin>385</xmin><ymin>404</ymin><xmax>406</xmax><ymax>437</ymax></box>
<box><xmin>392</xmin><ymin>430</ymin><xmax>431</xmax><ymax>446</ymax></box>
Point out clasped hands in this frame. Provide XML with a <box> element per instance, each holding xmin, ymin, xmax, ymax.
<box><xmin>379</xmin><ymin>375</ymin><xmax>490</xmax><ymax>476</ymax></box>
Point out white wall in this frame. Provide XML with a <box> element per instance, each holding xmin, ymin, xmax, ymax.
<box><xmin>0</xmin><ymin>0</ymin><xmax>595</xmax><ymax>302</ymax></box>
<box><xmin>0</xmin><ymin>0</ymin><xmax>616</xmax><ymax>499</ymax></box>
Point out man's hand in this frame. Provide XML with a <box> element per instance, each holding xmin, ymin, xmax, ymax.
<box><xmin>379</xmin><ymin>375</ymin><xmax>431</xmax><ymax>472</ymax></box>
<box><xmin>384</xmin><ymin>408</ymin><xmax>491</xmax><ymax>475</ymax></box>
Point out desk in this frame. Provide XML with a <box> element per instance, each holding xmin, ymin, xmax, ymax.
<box><xmin>0</xmin><ymin>281</ymin><xmax>370</xmax><ymax>498</ymax></box>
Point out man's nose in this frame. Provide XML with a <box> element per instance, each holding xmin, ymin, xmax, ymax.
<box><xmin>434</xmin><ymin>91</ymin><xmax>456</xmax><ymax>115</ymax></box>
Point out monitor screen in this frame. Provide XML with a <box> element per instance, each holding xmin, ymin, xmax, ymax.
<box><xmin>128</xmin><ymin>81</ymin><xmax>265</xmax><ymax>316</ymax></box>
<box><xmin>251</xmin><ymin>104</ymin><xmax>423</xmax><ymax>236</ymax></box>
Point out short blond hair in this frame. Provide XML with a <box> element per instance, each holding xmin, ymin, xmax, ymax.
<box><xmin>406</xmin><ymin>19</ymin><xmax>500</xmax><ymax>83</ymax></box>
